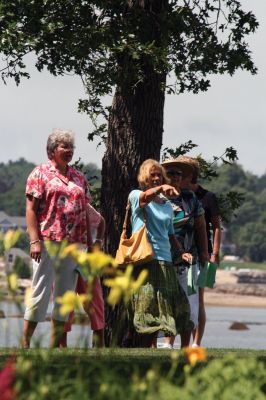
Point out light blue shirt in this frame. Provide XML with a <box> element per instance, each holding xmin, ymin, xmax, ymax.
<box><xmin>129</xmin><ymin>189</ymin><xmax>174</xmax><ymax>262</ymax></box>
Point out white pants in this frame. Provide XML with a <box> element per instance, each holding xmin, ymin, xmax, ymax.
<box><xmin>178</xmin><ymin>263</ymin><xmax>199</xmax><ymax>328</ymax></box>
<box><xmin>24</xmin><ymin>243</ymin><xmax>78</xmax><ymax>322</ymax></box>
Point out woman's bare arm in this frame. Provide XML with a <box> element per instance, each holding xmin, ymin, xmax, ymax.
<box><xmin>169</xmin><ymin>234</ymin><xmax>193</xmax><ymax>264</ymax></box>
<box><xmin>194</xmin><ymin>215</ymin><xmax>209</xmax><ymax>264</ymax></box>
<box><xmin>26</xmin><ymin>195</ymin><xmax>41</xmax><ymax>262</ymax></box>
<box><xmin>139</xmin><ymin>185</ymin><xmax>179</xmax><ymax>207</ymax></box>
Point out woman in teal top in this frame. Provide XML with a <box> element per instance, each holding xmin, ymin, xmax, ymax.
<box><xmin>127</xmin><ymin>159</ymin><xmax>194</xmax><ymax>347</ymax></box>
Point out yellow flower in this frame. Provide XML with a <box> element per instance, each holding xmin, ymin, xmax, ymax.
<box><xmin>4</xmin><ymin>230</ymin><xmax>21</xmax><ymax>250</ymax></box>
<box><xmin>76</xmin><ymin>252</ymin><xmax>90</xmax><ymax>266</ymax></box>
<box><xmin>183</xmin><ymin>346</ymin><xmax>207</xmax><ymax>366</ymax></box>
<box><xmin>58</xmin><ymin>242</ymin><xmax>79</xmax><ymax>259</ymax></box>
<box><xmin>44</xmin><ymin>241</ymin><xmax>60</xmax><ymax>258</ymax></box>
<box><xmin>131</xmin><ymin>269</ymin><xmax>149</xmax><ymax>290</ymax></box>
<box><xmin>104</xmin><ymin>265</ymin><xmax>148</xmax><ymax>305</ymax></box>
<box><xmin>8</xmin><ymin>273</ymin><xmax>18</xmax><ymax>292</ymax></box>
<box><xmin>56</xmin><ymin>290</ymin><xmax>88</xmax><ymax>316</ymax></box>
<box><xmin>86</xmin><ymin>251</ymin><xmax>117</xmax><ymax>272</ymax></box>
<box><xmin>71</xmin><ymin>250</ymin><xmax>117</xmax><ymax>280</ymax></box>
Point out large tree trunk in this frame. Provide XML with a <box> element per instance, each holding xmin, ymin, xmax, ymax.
<box><xmin>101</xmin><ymin>68</ymin><xmax>166</xmax><ymax>255</ymax></box>
<box><xmin>101</xmin><ymin>69</ymin><xmax>166</xmax><ymax>347</ymax></box>
<box><xmin>101</xmin><ymin>0</ymin><xmax>167</xmax><ymax>347</ymax></box>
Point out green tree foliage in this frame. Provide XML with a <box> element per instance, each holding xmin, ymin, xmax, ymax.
<box><xmin>0</xmin><ymin>239</ymin><xmax>4</xmax><ymax>256</ymax></box>
<box><xmin>0</xmin><ymin>158</ymin><xmax>35</xmax><ymax>216</ymax></box>
<box><xmin>0</xmin><ymin>160</ymin><xmax>101</xmax><ymax>216</ymax></box>
<box><xmin>204</xmin><ymin>163</ymin><xmax>266</xmax><ymax>262</ymax></box>
<box><xmin>72</xmin><ymin>160</ymin><xmax>102</xmax><ymax>208</ymax></box>
<box><xmin>0</xmin><ymin>0</ymin><xmax>258</xmax><ymax>254</ymax></box>
<box><xmin>13</xmin><ymin>255</ymin><xmax>31</xmax><ymax>279</ymax></box>
<box><xmin>15</xmin><ymin>231</ymin><xmax>30</xmax><ymax>253</ymax></box>
<box><xmin>163</xmin><ymin>142</ymin><xmax>244</xmax><ymax>223</ymax></box>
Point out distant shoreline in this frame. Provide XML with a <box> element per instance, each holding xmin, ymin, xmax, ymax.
<box><xmin>1</xmin><ymin>270</ymin><xmax>266</xmax><ymax>310</ymax></box>
<box><xmin>205</xmin><ymin>269</ymin><xmax>266</xmax><ymax>308</ymax></box>
<box><xmin>205</xmin><ymin>291</ymin><xmax>266</xmax><ymax>308</ymax></box>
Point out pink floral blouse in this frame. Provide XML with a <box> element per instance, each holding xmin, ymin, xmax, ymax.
<box><xmin>26</xmin><ymin>160</ymin><xmax>91</xmax><ymax>244</ymax></box>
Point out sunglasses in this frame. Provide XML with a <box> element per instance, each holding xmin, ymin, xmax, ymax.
<box><xmin>166</xmin><ymin>170</ymin><xmax>183</xmax><ymax>177</ymax></box>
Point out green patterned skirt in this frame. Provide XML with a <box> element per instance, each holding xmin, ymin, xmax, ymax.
<box><xmin>128</xmin><ymin>260</ymin><xmax>194</xmax><ymax>336</ymax></box>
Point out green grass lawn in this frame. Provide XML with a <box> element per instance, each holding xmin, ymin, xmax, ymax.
<box><xmin>1</xmin><ymin>347</ymin><xmax>266</xmax><ymax>366</ymax></box>
<box><xmin>220</xmin><ymin>260</ymin><xmax>266</xmax><ymax>270</ymax></box>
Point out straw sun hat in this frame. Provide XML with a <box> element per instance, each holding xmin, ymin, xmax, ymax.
<box><xmin>162</xmin><ymin>156</ymin><xmax>199</xmax><ymax>177</ymax></box>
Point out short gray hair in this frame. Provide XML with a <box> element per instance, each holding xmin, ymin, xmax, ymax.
<box><xmin>46</xmin><ymin>129</ymin><xmax>75</xmax><ymax>159</ymax></box>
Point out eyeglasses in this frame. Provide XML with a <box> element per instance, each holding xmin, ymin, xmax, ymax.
<box><xmin>166</xmin><ymin>170</ymin><xmax>182</xmax><ymax>177</ymax></box>
<box><xmin>150</xmin><ymin>172</ymin><xmax>162</xmax><ymax>178</ymax></box>
<box><xmin>58</xmin><ymin>144</ymin><xmax>75</xmax><ymax>150</ymax></box>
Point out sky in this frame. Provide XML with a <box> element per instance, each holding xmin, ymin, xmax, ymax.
<box><xmin>0</xmin><ymin>0</ymin><xmax>265</xmax><ymax>175</ymax></box>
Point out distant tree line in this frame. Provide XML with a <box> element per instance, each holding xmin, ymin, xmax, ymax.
<box><xmin>204</xmin><ymin>163</ymin><xmax>266</xmax><ymax>262</ymax></box>
<box><xmin>0</xmin><ymin>158</ymin><xmax>35</xmax><ymax>216</ymax></box>
<box><xmin>1</xmin><ymin>159</ymin><xmax>266</xmax><ymax>262</ymax></box>
<box><xmin>0</xmin><ymin>158</ymin><xmax>101</xmax><ymax>216</ymax></box>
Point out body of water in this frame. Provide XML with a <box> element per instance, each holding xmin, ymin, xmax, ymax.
<box><xmin>0</xmin><ymin>301</ymin><xmax>265</xmax><ymax>349</ymax></box>
<box><xmin>0</xmin><ymin>300</ymin><xmax>92</xmax><ymax>348</ymax></box>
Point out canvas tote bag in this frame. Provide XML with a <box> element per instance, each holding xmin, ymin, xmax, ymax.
<box><xmin>115</xmin><ymin>199</ymin><xmax>154</xmax><ymax>266</ymax></box>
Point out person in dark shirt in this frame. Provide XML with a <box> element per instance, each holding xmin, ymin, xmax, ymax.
<box><xmin>194</xmin><ymin>185</ymin><xmax>221</xmax><ymax>262</ymax></box>
<box><xmin>161</xmin><ymin>159</ymin><xmax>209</xmax><ymax>349</ymax></box>
<box><xmin>170</xmin><ymin>156</ymin><xmax>221</xmax><ymax>348</ymax></box>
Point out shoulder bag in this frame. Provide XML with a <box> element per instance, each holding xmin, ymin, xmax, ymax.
<box><xmin>115</xmin><ymin>199</ymin><xmax>154</xmax><ymax>266</ymax></box>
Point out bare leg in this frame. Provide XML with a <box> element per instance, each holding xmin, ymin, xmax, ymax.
<box><xmin>192</xmin><ymin>287</ymin><xmax>206</xmax><ymax>346</ymax></box>
<box><xmin>51</xmin><ymin>319</ymin><xmax>65</xmax><ymax>348</ymax></box>
<box><xmin>180</xmin><ymin>330</ymin><xmax>191</xmax><ymax>348</ymax></box>
<box><xmin>82</xmin><ymin>300</ymin><xmax>105</xmax><ymax>348</ymax></box>
<box><xmin>140</xmin><ymin>333</ymin><xmax>157</xmax><ymax>348</ymax></box>
<box><xmin>23</xmin><ymin>320</ymin><xmax>38</xmax><ymax>348</ymax></box>
<box><xmin>164</xmin><ymin>336</ymin><xmax>175</xmax><ymax>347</ymax></box>
<box><xmin>59</xmin><ymin>332</ymin><xmax>68</xmax><ymax>348</ymax></box>
<box><xmin>93</xmin><ymin>329</ymin><xmax>105</xmax><ymax>348</ymax></box>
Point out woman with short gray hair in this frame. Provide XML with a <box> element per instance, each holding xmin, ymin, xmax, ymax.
<box><xmin>46</xmin><ymin>129</ymin><xmax>75</xmax><ymax>159</ymax></box>
<box><xmin>23</xmin><ymin>129</ymin><xmax>92</xmax><ymax>348</ymax></box>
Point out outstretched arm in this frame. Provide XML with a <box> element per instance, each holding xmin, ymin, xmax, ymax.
<box><xmin>139</xmin><ymin>185</ymin><xmax>179</xmax><ymax>207</ymax></box>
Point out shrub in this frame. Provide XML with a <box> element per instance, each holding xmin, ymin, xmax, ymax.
<box><xmin>158</xmin><ymin>355</ymin><xmax>266</xmax><ymax>400</ymax></box>
<box><xmin>0</xmin><ymin>351</ymin><xmax>264</xmax><ymax>400</ymax></box>
<box><xmin>13</xmin><ymin>256</ymin><xmax>31</xmax><ymax>279</ymax></box>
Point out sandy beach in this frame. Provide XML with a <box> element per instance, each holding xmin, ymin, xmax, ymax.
<box><xmin>205</xmin><ymin>291</ymin><xmax>266</xmax><ymax>308</ymax></box>
<box><xmin>205</xmin><ymin>269</ymin><xmax>266</xmax><ymax>308</ymax></box>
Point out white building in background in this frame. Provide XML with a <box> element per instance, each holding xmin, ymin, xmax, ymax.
<box><xmin>4</xmin><ymin>248</ymin><xmax>31</xmax><ymax>274</ymax></box>
<box><xmin>0</xmin><ymin>211</ymin><xmax>27</xmax><ymax>233</ymax></box>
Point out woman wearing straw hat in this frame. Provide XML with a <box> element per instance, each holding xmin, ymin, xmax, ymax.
<box><xmin>127</xmin><ymin>159</ymin><xmax>194</xmax><ymax>347</ymax></box>
<box><xmin>161</xmin><ymin>156</ymin><xmax>209</xmax><ymax>348</ymax></box>
<box><xmin>174</xmin><ymin>156</ymin><xmax>221</xmax><ymax>347</ymax></box>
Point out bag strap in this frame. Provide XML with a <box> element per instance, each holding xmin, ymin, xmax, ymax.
<box><xmin>122</xmin><ymin>197</ymin><xmax>147</xmax><ymax>234</ymax></box>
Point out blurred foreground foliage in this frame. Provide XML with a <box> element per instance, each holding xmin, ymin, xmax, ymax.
<box><xmin>0</xmin><ymin>349</ymin><xmax>265</xmax><ymax>400</ymax></box>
